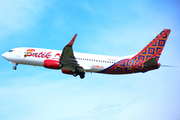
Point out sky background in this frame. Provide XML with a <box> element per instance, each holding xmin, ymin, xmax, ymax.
<box><xmin>0</xmin><ymin>0</ymin><xmax>180</xmax><ymax>120</ymax></box>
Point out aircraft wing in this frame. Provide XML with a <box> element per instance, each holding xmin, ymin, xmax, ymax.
<box><xmin>60</xmin><ymin>34</ymin><xmax>84</xmax><ymax>72</ymax></box>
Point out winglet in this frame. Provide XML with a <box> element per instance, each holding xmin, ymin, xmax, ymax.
<box><xmin>67</xmin><ymin>34</ymin><xmax>77</xmax><ymax>47</ymax></box>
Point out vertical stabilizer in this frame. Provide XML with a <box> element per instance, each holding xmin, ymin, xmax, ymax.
<box><xmin>131</xmin><ymin>29</ymin><xmax>171</xmax><ymax>62</ymax></box>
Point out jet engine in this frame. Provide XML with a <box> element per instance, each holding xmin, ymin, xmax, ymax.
<box><xmin>61</xmin><ymin>69</ymin><xmax>73</xmax><ymax>75</ymax></box>
<box><xmin>43</xmin><ymin>59</ymin><xmax>60</xmax><ymax>69</ymax></box>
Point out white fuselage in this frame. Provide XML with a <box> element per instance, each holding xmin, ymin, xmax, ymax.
<box><xmin>2</xmin><ymin>47</ymin><xmax>134</xmax><ymax>73</ymax></box>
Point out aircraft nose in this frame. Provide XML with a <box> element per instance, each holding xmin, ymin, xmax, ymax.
<box><xmin>2</xmin><ymin>52</ymin><xmax>7</xmax><ymax>59</ymax></box>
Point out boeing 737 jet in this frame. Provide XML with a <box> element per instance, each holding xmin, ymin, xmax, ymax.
<box><xmin>2</xmin><ymin>29</ymin><xmax>171</xmax><ymax>79</ymax></box>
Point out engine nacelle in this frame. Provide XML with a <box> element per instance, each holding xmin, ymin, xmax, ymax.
<box><xmin>61</xmin><ymin>69</ymin><xmax>73</xmax><ymax>75</ymax></box>
<box><xmin>44</xmin><ymin>59</ymin><xmax>60</xmax><ymax>69</ymax></box>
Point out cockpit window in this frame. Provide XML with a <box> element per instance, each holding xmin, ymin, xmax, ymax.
<box><xmin>9</xmin><ymin>50</ymin><xmax>13</xmax><ymax>52</ymax></box>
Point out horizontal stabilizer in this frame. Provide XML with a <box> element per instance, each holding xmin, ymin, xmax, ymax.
<box><xmin>161</xmin><ymin>65</ymin><xmax>178</xmax><ymax>67</ymax></box>
<box><xmin>144</xmin><ymin>58</ymin><xmax>158</xmax><ymax>66</ymax></box>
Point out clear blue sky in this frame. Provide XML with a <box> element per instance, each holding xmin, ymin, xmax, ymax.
<box><xmin>0</xmin><ymin>0</ymin><xmax>180</xmax><ymax>120</ymax></box>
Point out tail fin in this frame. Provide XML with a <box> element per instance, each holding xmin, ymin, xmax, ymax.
<box><xmin>131</xmin><ymin>29</ymin><xmax>171</xmax><ymax>62</ymax></box>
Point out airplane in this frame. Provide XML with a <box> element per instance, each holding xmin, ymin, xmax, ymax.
<box><xmin>2</xmin><ymin>29</ymin><xmax>171</xmax><ymax>79</ymax></box>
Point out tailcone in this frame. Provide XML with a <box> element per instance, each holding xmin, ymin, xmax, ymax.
<box><xmin>158</xmin><ymin>63</ymin><xmax>161</xmax><ymax>68</ymax></box>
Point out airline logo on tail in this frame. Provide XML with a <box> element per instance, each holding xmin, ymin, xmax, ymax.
<box><xmin>99</xmin><ymin>29</ymin><xmax>171</xmax><ymax>74</ymax></box>
<box><xmin>132</xmin><ymin>29</ymin><xmax>170</xmax><ymax>62</ymax></box>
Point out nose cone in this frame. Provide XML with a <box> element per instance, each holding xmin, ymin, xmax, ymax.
<box><xmin>2</xmin><ymin>52</ymin><xmax>12</xmax><ymax>61</ymax></box>
<box><xmin>2</xmin><ymin>52</ymin><xmax>7</xmax><ymax>59</ymax></box>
